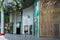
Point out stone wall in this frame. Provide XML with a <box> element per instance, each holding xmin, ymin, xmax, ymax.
<box><xmin>40</xmin><ymin>0</ymin><xmax>60</xmax><ymax>37</ymax></box>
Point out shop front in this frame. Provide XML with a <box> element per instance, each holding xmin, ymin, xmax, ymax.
<box><xmin>0</xmin><ymin>6</ymin><xmax>35</xmax><ymax>35</ymax></box>
<box><xmin>4</xmin><ymin>11</ymin><xmax>22</xmax><ymax>34</ymax></box>
<box><xmin>4</xmin><ymin>6</ymin><xmax>34</xmax><ymax>35</ymax></box>
<box><xmin>0</xmin><ymin>0</ymin><xmax>40</xmax><ymax>37</ymax></box>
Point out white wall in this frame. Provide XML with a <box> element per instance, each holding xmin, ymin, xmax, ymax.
<box><xmin>21</xmin><ymin>6</ymin><xmax>34</xmax><ymax>34</ymax></box>
<box><xmin>10</xmin><ymin>13</ymin><xmax>21</xmax><ymax>23</ymax></box>
<box><xmin>16</xmin><ymin>13</ymin><xmax>21</xmax><ymax>22</ymax></box>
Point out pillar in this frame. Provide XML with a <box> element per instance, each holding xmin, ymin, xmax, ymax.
<box><xmin>1</xmin><ymin>7</ymin><xmax>4</xmax><ymax>34</ymax></box>
<box><xmin>13</xmin><ymin>13</ymin><xmax>16</xmax><ymax>34</ymax></box>
<box><xmin>34</xmin><ymin>0</ymin><xmax>40</xmax><ymax>37</ymax></box>
<box><xmin>0</xmin><ymin>0</ymin><xmax>4</xmax><ymax>34</ymax></box>
<box><xmin>10</xmin><ymin>13</ymin><xmax>12</xmax><ymax>23</ymax></box>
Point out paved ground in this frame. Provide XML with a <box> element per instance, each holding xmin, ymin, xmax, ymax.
<box><xmin>0</xmin><ymin>34</ymin><xmax>60</xmax><ymax>40</ymax></box>
<box><xmin>4</xmin><ymin>34</ymin><xmax>40</xmax><ymax>40</ymax></box>
<box><xmin>40</xmin><ymin>37</ymin><xmax>60</xmax><ymax>40</ymax></box>
<box><xmin>0</xmin><ymin>36</ymin><xmax>7</xmax><ymax>40</ymax></box>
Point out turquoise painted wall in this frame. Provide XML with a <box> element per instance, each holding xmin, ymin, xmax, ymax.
<box><xmin>34</xmin><ymin>0</ymin><xmax>40</xmax><ymax>37</ymax></box>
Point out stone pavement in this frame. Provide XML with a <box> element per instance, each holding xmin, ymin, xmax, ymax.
<box><xmin>0</xmin><ymin>36</ymin><xmax>8</xmax><ymax>40</ymax></box>
<box><xmin>0</xmin><ymin>34</ymin><xmax>60</xmax><ymax>40</ymax></box>
<box><xmin>4</xmin><ymin>34</ymin><xmax>40</xmax><ymax>40</ymax></box>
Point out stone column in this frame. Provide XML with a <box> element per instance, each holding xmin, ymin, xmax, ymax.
<box><xmin>34</xmin><ymin>0</ymin><xmax>40</xmax><ymax>37</ymax></box>
<box><xmin>13</xmin><ymin>13</ymin><xmax>16</xmax><ymax>34</ymax></box>
<box><xmin>1</xmin><ymin>7</ymin><xmax>4</xmax><ymax>34</ymax></box>
<box><xmin>10</xmin><ymin>13</ymin><xmax>12</xmax><ymax>23</ymax></box>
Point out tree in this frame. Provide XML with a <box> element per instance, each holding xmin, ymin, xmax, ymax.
<box><xmin>3</xmin><ymin>0</ymin><xmax>23</xmax><ymax>12</ymax></box>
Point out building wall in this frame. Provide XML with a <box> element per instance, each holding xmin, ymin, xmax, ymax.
<box><xmin>40</xmin><ymin>0</ymin><xmax>60</xmax><ymax>37</ymax></box>
<box><xmin>21</xmin><ymin>6</ymin><xmax>34</xmax><ymax>34</ymax></box>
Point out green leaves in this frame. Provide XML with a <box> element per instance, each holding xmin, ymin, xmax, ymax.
<box><xmin>3</xmin><ymin>0</ymin><xmax>23</xmax><ymax>12</ymax></box>
<box><xmin>0</xmin><ymin>4</ymin><xmax>1</xmax><ymax>12</ymax></box>
<box><xmin>5</xmin><ymin>15</ymin><xmax>9</xmax><ymax>23</ymax></box>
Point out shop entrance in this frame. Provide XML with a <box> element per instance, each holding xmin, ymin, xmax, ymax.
<box><xmin>24</xmin><ymin>25</ymin><xmax>33</xmax><ymax>35</ymax></box>
<box><xmin>16</xmin><ymin>22</ymin><xmax>21</xmax><ymax>34</ymax></box>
